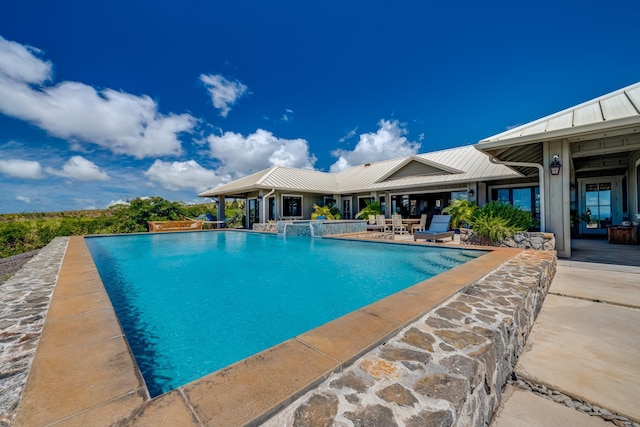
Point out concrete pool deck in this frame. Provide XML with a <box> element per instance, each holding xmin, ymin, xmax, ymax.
<box><xmin>491</xmin><ymin>257</ymin><xmax>640</xmax><ymax>427</ymax></box>
<box><xmin>3</xmin><ymin>232</ymin><xmax>540</xmax><ymax>426</ymax></box>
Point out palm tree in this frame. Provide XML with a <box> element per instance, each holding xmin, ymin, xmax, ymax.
<box><xmin>442</xmin><ymin>199</ymin><xmax>477</xmax><ymax>229</ymax></box>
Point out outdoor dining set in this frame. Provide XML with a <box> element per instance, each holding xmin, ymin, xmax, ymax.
<box><xmin>366</xmin><ymin>214</ymin><xmax>455</xmax><ymax>242</ymax></box>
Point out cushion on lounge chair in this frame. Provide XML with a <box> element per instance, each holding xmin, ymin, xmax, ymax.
<box><xmin>414</xmin><ymin>215</ymin><xmax>454</xmax><ymax>242</ymax></box>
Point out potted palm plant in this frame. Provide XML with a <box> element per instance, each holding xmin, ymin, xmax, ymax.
<box><xmin>311</xmin><ymin>204</ymin><xmax>341</xmax><ymax>220</ymax></box>
<box><xmin>355</xmin><ymin>200</ymin><xmax>382</xmax><ymax>220</ymax></box>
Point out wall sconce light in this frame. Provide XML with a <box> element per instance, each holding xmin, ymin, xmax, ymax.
<box><xmin>550</xmin><ymin>154</ymin><xmax>562</xmax><ymax>175</ymax></box>
<box><xmin>468</xmin><ymin>189</ymin><xmax>475</xmax><ymax>198</ymax></box>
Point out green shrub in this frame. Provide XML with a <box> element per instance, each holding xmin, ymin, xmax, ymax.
<box><xmin>468</xmin><ymin>213</ymin><xmax>518</xmax><ymax>244</ymax></box>
<box><xmin>468</xmin><ymin>201</ymin><xmax>533</xmax><ymax>244</ymax></box>
<box><xmin>0</xmin><ymin>222</ymin><xmax>32</xmax><ymax>257</ymax></box>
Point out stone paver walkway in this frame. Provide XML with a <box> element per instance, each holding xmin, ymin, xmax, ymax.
<box><xmin>491</xmin><ymin>259</ymin><xmax>640</xmax><ymax>427</ymax></box>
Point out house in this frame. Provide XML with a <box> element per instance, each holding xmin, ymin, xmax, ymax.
<box><xmin>199</xmin><ymin>81</ymin><xmax>640</xmax><ymax>259</ymax></box>
<box><xmin>476</xmin><ymin>81</ymin><xmax>640</xmax><ymax>258</ymax></box>
<box><xmin>198</xmin><ymin>144</ymin><xmax>529</xmax><ymax>232</ymax></box>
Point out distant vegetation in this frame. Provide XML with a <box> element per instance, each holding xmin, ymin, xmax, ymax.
<box><xmin>0</xmin><ymin>197</ymin><xmax>245</xmax><ymax>258</ymax></box>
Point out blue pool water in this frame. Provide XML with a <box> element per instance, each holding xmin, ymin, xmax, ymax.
<box><xmin>86</xmin><ymin>231</ymin><xmax>484</xmax><ymax>396</ymax></box>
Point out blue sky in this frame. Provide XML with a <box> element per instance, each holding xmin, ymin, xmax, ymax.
<box><xmin>1</xmin><ymin>1</ymin><xmax>639</xmax><ymax>214</ymax></box>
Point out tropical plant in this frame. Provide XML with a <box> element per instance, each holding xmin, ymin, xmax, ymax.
<box><xmin>472</xmin><ymin>200</ymin><xmax>533</xmax><ymax>231</ymax></box>
<box><xmin>355</xmin><ymin>200</ymin><xmax>382</xmax><ymax>220</ymax></box>
<box><xmin>311</xmin><ymin>204</ymin><xmax>341</xmax><ymax>220</ymax></box>
<box><xmin>468</xmin><ymin>200</ymin><xmax>533</xmax><ymax>244</ymax></box>
<box><xmin>468</xmin><ymin>214</ymin><xmax>518</xmax><ymax>244</ymax></box>
<box><xmin>442</xmin><ymin>199</ymin><xmax>477</xmax><ymax>229</ymax></box>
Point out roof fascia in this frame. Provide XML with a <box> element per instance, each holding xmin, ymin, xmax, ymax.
<box><xmin>476</xmin><ymin>117</ymin><xmax>640</xmax><ymax>152</ymax></box>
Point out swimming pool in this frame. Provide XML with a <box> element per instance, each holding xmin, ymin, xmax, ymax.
<box><xmin>86</xmin><ymin>231</ymin><xmax>484</xmax><ymax>397</ymax></box>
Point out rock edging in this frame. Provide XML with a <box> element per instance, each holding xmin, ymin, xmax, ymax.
<box><xmin>265</xmin><ymin>250</ymin><xmax>556</xmax><ymax>426</ymax></box>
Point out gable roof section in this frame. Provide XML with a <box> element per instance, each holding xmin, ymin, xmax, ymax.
<box><xmin>478</xmin><ymin>81</ymin><xmax>640</xmax><ymax>149</ymax></box>
<box><xmin>199</xmin><ymin>145</ymin><xmax>521</xmax><ymax>197</ymax></box>
<box><xmin>365</xmin><ymin>145</ymin><xmax>519</xmax><ymax>191</ymax></box>
<box><xmin>376</xmin><ymin>156</ymin><xmax>463</xmax><ymax>182</ymax></box>
<box><xmin>198</xmin><ymin>166</ymin><xmax>338</xmax><ymax>197</ymax></box>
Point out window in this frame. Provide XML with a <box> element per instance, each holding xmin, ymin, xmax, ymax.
<box><xmin>358</xmin><ymin>197</ymin><xmax>374</xmax><ymax>211</ymax></box>
<box><xmin>451</xmin><ymin>191</ymin><xmax>468</xmax><ymax>201</ymax></box>
<box><xmin>282</xmin><ymin>195</ymin><xmax>302</xmax><ymax>217</ymax></box>
<box><xmin>491</xmin><ymin>186</ymin><xmax>540</xmax><ymax>225</ymax></box>
<box><xmin>268</xmin><ymin>197</ymin><xmax>276</xmax><ymax>221</ymax></box>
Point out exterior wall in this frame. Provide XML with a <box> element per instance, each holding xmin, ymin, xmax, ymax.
<box><xmin>544</xmin><ymin>140</ymin><xmax>571</xmax><ymax>258</ymax></box>
<box><xmin>629</xmin><ymin>150</ymin><xmax>640</xmax><ymax>222</ymax></box>
<box><xmin>477</xmin><ymin>182</ymin><xmax>487</xmax><ymax>206</ymax></box>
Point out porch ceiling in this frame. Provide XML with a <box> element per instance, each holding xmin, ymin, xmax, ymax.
<box><xmin>478</xmin><ymin>142</ymin><xmax>543</xmax><ymax>177</ymax></box>
<box><xmin>572</xmin><ymin>151</ymin><xmax>632</xmax><ymax>175</ymax></box>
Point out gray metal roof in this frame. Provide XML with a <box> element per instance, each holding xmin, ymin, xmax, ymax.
<box><xmin>198</xmin><ymin>145</ymin><xmax>520</xmax><ymax>197</ymax></box>
<box><xmin>478</xmin><ymin>81</ymin><xmax>640</xmax><ymax>148</ymax></box>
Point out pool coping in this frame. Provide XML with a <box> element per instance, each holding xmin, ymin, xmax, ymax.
<box><xmin>14</xmin><ymin>233</ymin><xmax>521</xmax><ymax>426</ymax></box>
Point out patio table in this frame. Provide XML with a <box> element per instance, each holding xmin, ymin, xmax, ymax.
<box><xmin>385</xmin><ymin>218</ymin><xmax>422</xmax><ymax>233</ymax></box>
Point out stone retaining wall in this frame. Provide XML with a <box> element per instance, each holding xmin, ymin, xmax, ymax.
<box><xmin>265</xmin><ymin>250</ymin><xmax>556</xmax><ymax>426</ymax></box>
<box><xmin>460</xmin><ymin>230</ymin><xmax>556</xmax><ymax>251</ymax></box>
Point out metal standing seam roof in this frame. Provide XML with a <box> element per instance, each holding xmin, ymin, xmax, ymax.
<box><xmin>198</xmin><ymin>145</ymin><xmax>520</xmax><ymax>197</ymax></box>
<box><xmin>478</xmin><ymin>81</ymin><xmax>640</xmax><ymax>148</ymax></box>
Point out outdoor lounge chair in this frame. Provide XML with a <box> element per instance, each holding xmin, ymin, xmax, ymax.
<box><xmin>414</xmin><ymin>215</ymin><xmax>454</xmax><ymax>242</ymax></box>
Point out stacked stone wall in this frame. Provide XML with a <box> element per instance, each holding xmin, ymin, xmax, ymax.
<box><xmin>460</xmin><ymin>230</ymin><xmax>555</xmax><ymax>251</ymax></box>
<box><xmin>265</xmin><ymin>250</ymin><xmax>556</xmax><ymax>426</ymax></box>
<box><xmin>253</xmin><ymin>222</ymin><xmax>278</xmax><ymax>233</ymax></box>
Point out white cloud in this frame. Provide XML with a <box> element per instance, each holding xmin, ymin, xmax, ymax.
<box><xmin>281</xmin><ymin>108</ymin><xmax>294</xmax><ymax>122</ymax></box>
<box><xmin>200</xmin><ymin>74</ymin><xmax>248</xmax><ymax>118</ymax></box>
<box><xmin>145</xmin><ymin>160</ymin><xmax>220</xmax><ymax>192</ymax></box>
<box><xmin>46</xmin><ymin>156</ymin><xmax>109</xmax><ymax>181</ymax></box>
<box><xmin>16</xmin><ymin>195</ymin><xmax>31</xmax><ymax>203</ymax></box>
<box><xmin>0</xmin><ymin>36</ymin><xmax>196</xmax><ymax>158</ymax></box>
<box><xmin>339</xmin><ymin>127</ymin><xmax>358</xmax><ymax>143</ymax></box>
<box><xmin>207</xmin><ymin>129</ymin><xmax>317</xmax><ymax>175</ymax></box>
<box><xmin>330</xmin><ymin>119</ymin><xmax>421</xmax><ymax>172</ymax></box>
<box><xmin>0</xmin><ymin>158</ymin><xmax>45</xmax><ymax>179</ymax></box>
<box><xmin>0</xmin><ymin>36</ymin><xmax>51</xmax><ymax>84</ymax></box>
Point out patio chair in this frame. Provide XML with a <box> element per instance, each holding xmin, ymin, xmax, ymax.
<box><xmin>392</xmin><ymin>214</ymin><xmax>408</xmax><ymax>234</ymax></box>
<box><xmin>414</xmin><ymin>215</ymin><xmax>454</xmax><ymax>242</ymax></box>
<box><xmin>411</xmin><ymin>214</ymin><xmax>428</xmax><ymax>234</ymax></box>
<box><xmin>377</xmin><ymin>215</ymin><xmax>391</xmax><ymax>232</ymax></box>
<box><xmin>366</xmin><ymin>215</ymin><xmax>386</xmax><ymax>231</ymax></box>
